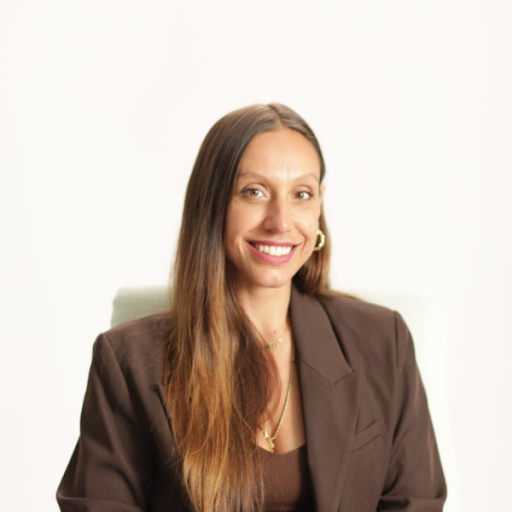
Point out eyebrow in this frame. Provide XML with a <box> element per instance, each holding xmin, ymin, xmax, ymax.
<box><xmin>236</xmin><ymin>171</ymin><xmax>320</xmax><ymax>182</ymax></box>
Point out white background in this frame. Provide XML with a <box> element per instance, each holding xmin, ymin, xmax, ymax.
<box><xmin>1</xmin><ymin>1</ymin><xmax>511</xmax><ymax>511</ymax></box>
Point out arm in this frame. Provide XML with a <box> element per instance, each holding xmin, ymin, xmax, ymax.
<box><xmin>57</xmin><ymin>333</ymin><xmax>154</xmax><ymax>512</ymax></box>
<box><xmin>378</xmin><ymin>312</ymin><xmax>447</xmax><ymax>511</ymax></box>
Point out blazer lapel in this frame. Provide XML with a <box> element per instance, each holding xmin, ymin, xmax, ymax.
<box><xmin>291</xmin><ymin>286</ymin><xmax>361</xmax><ymax>512</ymax></box>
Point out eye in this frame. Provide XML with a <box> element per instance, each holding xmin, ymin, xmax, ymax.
<box><xmin>296</xmin><ymin>190</ymin><xmax>313</xmax><ymax>200</ymax></box>
<box><xmin>242</xmin><ymin>187</ymin><xmax>264</xmax><ymax>198</ymax></box>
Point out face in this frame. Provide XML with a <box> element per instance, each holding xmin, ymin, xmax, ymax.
<box><xmin>224</xmin><ymin>128</ymin><xmax>325</xmax><ymax>293</ymax></box>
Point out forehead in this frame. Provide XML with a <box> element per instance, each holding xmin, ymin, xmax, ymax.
<box><xmin>237</xmin><ymin>128</ymin><xmax>321</xmax><ymax>180</ymax></box>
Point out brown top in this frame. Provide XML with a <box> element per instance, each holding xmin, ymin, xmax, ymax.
<box><xmin>260</xmin><ymin>444</ymin><xmax>315</xmax><ymax>512</ymax></box>
<box><xmin>56</xmin><ymin>287</ymin><xmax>447</xmax><ymax>512</ymax></box>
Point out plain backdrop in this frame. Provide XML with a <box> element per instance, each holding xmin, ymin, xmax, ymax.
<box><xmin>1</xmin><ymin>1</ymin><xmax>511</xmax><ymax>511</ymax></box>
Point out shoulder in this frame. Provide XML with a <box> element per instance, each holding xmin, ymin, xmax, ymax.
<box><xmin>317</xmin><ymin>292</ymin><xmax>410</xmax><ymax>370</ymax></box>
<box><xmin>320</xmin><ymin>292</ymin><xmax>394</xmax><ymax>322</ymax></box>
<box><xmin>318</xmin><ymin>292</ymin><xmax>398</xmax><ymax>336</ymax></box>
<box><xmin>92</xmin><ymin>312</ymin><xmax>172</xmax><ymax>387</ymax></box>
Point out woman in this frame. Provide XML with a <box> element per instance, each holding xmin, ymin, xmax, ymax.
<box><xmin>57</xmin><ymin>103</ymin><xmax>447</xmax><ymax>512</ymax></box>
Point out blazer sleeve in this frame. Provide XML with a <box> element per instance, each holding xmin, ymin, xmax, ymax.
<box><xmin>57</xmin><ymin>333</ymin><xmax>154</xmax><ymax>512</ymax></box>
<box><xmin>378</xmin><ymin>312</ymin><xmax>447</xmax><ymax>511</ymax></box>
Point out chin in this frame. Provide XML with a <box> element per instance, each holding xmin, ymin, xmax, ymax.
<box><xmin>240</xmin><ymin>270</ymin><xmax>295</xmax><ymax>291</ymax></box>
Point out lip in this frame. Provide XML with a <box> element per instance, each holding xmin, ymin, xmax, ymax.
<box><xmin>246</xmin><ymin>239</ymin><xmax>298</xmax><ymax>247</ymax></box>
<box><xmin>245</xmin><ymin>240</ymin><xmax>300</xmax><ymax>264</ymax></box>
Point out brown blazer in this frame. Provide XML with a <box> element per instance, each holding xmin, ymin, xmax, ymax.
<box><xmin>57</xmin><ymin>286</ymin><xmax>447</xmax><ymax>511</ymax></box>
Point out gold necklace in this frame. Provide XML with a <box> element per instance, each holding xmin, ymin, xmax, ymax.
<box><xmin>258</xmin><ymin>321</ymin><xmax>289</xmax><ymax>350</ymax></box>
<box><xmin>261</xmin><ymin>346</ymin><xmax>295</xmax><ymax>452</ymax></box>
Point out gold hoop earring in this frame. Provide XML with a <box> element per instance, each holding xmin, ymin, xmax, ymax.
<box><xmin>313</xmin><ymin>229</ymin><xmax>326</xmax><ymax>251</ymax></box>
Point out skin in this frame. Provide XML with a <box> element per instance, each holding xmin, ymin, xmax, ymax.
<box><xmin>224</xmin><ymin>127</ymin><xmax>325</xmax><ymax>453</ymax></box>
<box><xmin>225</xmin><ymin>128</ymin><xmax>324</xmax><ymax>295</ymax></box>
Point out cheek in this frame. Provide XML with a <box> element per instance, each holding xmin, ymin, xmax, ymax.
<box><xmin>297</xmin><ymin>208</ymin><xmax>321</xmax><ymax>234</ymax></box>
<box><xmin>299</xmin><ymin>217</ymin><xmax>322</xmax><ymax>253</ymax></box>
<box><xmin>224</xmin><ymin>205</ymin><xmax>254</xmax><ymax>247</ymax></box>
<box><xmin>224</xmin><ymin>209</ymin><xmax>238</xmax><ymax>250</ymax></box>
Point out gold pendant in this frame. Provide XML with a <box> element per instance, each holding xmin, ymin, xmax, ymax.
<box><xmin>262</xmin><ymin>429</ymin><xmax>275</xmax><ymax>452</ymax></box>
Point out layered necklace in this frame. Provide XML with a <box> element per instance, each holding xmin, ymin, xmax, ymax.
<box><xmin>260</xmin><ymin>345</ymin><xmax>295</xmax><ymax>452</ymax></box>
<box><xmin>257</xmin><ymin>321</ymin><xmax>295</xmax><ymax>453</ymax></box>
<box><xmin>261</xmin><ymin>323</ymin><xmax>288</xmax><ymax>350</ymax></box>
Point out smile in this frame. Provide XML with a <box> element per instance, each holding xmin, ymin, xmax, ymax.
<box><xmin>245</xmin><ymin>240</ymin><xmax>299</xmax><ymax>264</ymax></box>
<box><xmin>254</xmin><ymin>244</ymin><xmax>293</xmax><ymax>256</ymax></box>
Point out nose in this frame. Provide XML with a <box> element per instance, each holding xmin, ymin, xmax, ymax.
<box><xmin>263</xmin><ymin>197</ymin><xmax>292</xmax><ymax>233</ymax></box>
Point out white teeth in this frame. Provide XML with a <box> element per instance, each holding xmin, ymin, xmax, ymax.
<box><xmin>255</xmin><ymin>244</ymin><xmax>293</xmax><ymax>256</ymax></box>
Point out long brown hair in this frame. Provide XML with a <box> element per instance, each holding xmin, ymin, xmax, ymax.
<box><xmin>163</xmin><ymin>103</ymin><xmax>331</xmax><ymax>512</ymax></box>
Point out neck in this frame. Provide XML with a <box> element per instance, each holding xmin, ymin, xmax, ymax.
<box><xmin>237</xmin><ymin>282</ymin><xmax>292</xmax><ymax>344</ymax></box>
